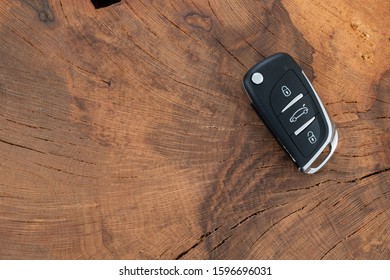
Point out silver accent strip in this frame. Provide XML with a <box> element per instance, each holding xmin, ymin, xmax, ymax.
<box><xmin>294</xmin><ymin>116</ymin><xmax>315</xmax><ymax>136</ymax></box>
<box><xmin>299</xmin><ymin>71</ymin><xmax>338</xmax><ymax>174</ymax></box>
<box><xmin>281</xmin><ymin>93</ymin><xmax>304</xmax><ymax>113</ymax></box>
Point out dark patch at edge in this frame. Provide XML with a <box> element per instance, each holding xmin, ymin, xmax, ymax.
<box><xmin>21</xmin><ymin>0</ymin><xmax>55</xmax><ymax>23</ymax></box>
<box><xmin>371</xmin><ymin>69</ymin><xmax>390</xmax><ymax>118</ymax></box>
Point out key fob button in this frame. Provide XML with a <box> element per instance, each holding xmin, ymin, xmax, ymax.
<box><xmin>251</xmin><ymin>72</ymin><xmax>264</xmax><ymax>84</ymax></box>
<box><xmin>271</xmin><ymin>70</ymin><xmax>308</xmax><ymax>115</ymax></box>
<box><xmin>291</xmin><ymin>116</ymin><xmax>325</xmax><ymax>157</ymax></box>
<box><xmin>278</xmin><ymin>94</ymin><xmax>318</xmax><ymax>135</ymax></box>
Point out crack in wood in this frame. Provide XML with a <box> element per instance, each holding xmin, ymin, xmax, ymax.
<box><xmin>175</xmin><ymin>226</ymin><xmax>221</xmax><ymax>259</ymax></box>
<box><xmin>33</xmin><ymin>136</ymin><xmax>54</xmax><ymax>143</ymax></box>
<box><xmin>247</xmin><ymin>205</ymin><xmax>308</xmax><ymax>252</ymax></box>
<box><xmin>338</xmin><ymin>152</ymin><xmax>382</xmax><ymax>158</ymax></box>
<box><xmin>10</xmin><ymin>29</ymin><xmax>44</xmax><ymax>54</ymax></box>
<box><xmin>34</xmin><ymin>162</ymin><xmax>99</xmax><ymax>179</ymax></box>
<box><xmin>0</xmin><ymin>138</ymin><xmax>46</xmax><ymax>154</ymax></box>
<box><xmin>331</xmin><ymin>170</ymin><xmax>390</xmax><ymax>208</ymax></box>
<box><xmin>207</xmin><ymin>0</ymin><xmax>223</xmax><ymax>26</ymax></box>
<box><xmin>332</xmin><ymin>183</ymin><xmax>369</xmax><ymax>208</ymax></box>
<box><xmin>124</xmin><ymin>31</ymin><xmax>176</xmax><ymax>74</ymax></box>
<box><xmin>281</xmin><ymin>179</ymin><xmax>332</xmax><ymax>193</ymax></box>
<box><xmin>47</xmin><ymin>151</ymin><xmax>97</xmax><ymax>165</ymax></box>
<box><xmin>5</xmin><ymin>118</ymin><xmax>52</xmax><ymax>130</ymax></box>
<box><xmin>215</xmin><ymin>38</ymin><xmax>246</xmax><ymax>69</ymax></box>
<box><xmin>151</xmin><ymin>2</ymin><xmax>192</xmax><ymax>38</ymax></box>
<box><xmin>359</xmin><ymin>189</ymin><xmax>390</xmax><ymax>210</ymax></box>
<box><xmin>59</xmin><ymin>0</ymin><xmax>69</xmax><ymax>25</ymax></box>
<box><xmin>308</xmin><ymin>195</ymin><xmax>333</xmax><ymax>213</ymax></box>
<box><xmin>243</xmin><ymin>38</ymin><xmax>266</xmax><ymax>59</ymax></box>
<box><xmin>345</xmin><ymin>168</ymin><xmax>390</xmax><ymax>184</ymax></box>
<box><xmin>371</xmin><ymin>91</ymin><xmax>390</xmax><ymax>105</ymax></box>
<box><xmin>229</xmin><ymin>202</ymin><xmax>290</xmax><ymax>231</ymax></box>
<box><xmin>124</xmin><ymin>2</ymin><xmax>159</xmax><ymax>38</ymax></box>
<box><xmin>210</xmin><ymin>234</ymin><xmax>233</xmax><ymax>253</ymax></box>
<box><xmin>101</xmin><ymin>79</ymin><xmax>112</xmax><ymax>87</ymax></box>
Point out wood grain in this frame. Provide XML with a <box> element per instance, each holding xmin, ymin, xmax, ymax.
<box><xmin>0</xmin><ymin>0</ymin><xmax>389</xmax><ymax>259</ymax></box>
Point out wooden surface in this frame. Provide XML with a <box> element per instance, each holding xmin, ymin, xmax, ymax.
<box><xmin>0</xmin><ymin>0</ymin><xmax>389</xmax><ymax>260</ymax></box>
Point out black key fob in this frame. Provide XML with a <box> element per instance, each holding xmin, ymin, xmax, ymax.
<box><xmin>243</xmin><ymin>53</ymin><xmax>338</xmax><ymax>174</ymax></box>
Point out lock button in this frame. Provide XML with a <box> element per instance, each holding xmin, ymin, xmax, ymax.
<box><xmin>291</xmin><ymin>116</ymin><xmax>325</xmax><ymax>157</ymax></box>
<box><xmin>271</xmin><ymin>70</ymin><xmax>308</xmax><ymax>115</ymax></box>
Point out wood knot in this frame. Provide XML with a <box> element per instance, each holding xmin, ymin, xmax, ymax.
<box><xmin>185</xmin><ymin>13</ymin><xmax>212</xmax><ymax>32</ymax></box>
<box><xmin>22</xmin><ymin>0</ymin><xmax>55</xmax><ymax>23</ymax></box>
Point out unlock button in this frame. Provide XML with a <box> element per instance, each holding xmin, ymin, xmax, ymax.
<box><xmin>307</xmin><ymin>131</ymin><xmax>317</xmax><ymax>144</ymax></box>
<box><xmin>291</xmin><ymin>116</ymin><xmax>326</xmax><ymax>157</ymax></box>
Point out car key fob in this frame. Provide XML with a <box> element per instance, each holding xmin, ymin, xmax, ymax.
<box><xmin>243</xmin><ymin>53</ymin><xmax>338</xmax><ymax>174</ymax></box>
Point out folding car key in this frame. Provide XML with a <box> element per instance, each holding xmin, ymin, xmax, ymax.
<box><xmin>243</xmin><ymin>53</ymin><xmax>338</xmax><ymax>174</ymax></box>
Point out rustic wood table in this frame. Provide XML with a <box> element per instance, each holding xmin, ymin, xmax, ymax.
<box><xmin>0</xmin><ymin>0</ymin><xmax>389</xmax><ymax>259</ymax></box>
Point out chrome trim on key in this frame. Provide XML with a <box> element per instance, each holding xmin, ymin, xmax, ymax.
<box><xmin>299</xmin><ymin>71</ymin><xmax>338</xmax><ymax>174</ymax></box>
<box><xmin>281</xmin><ymin>93</ymin><xmax>303</xmax><ymax>113</ymax></box>
<box><xmin>294</xmin><ymin>116</ymin><xmax>315</xmax><ymax>136</ymax></box>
